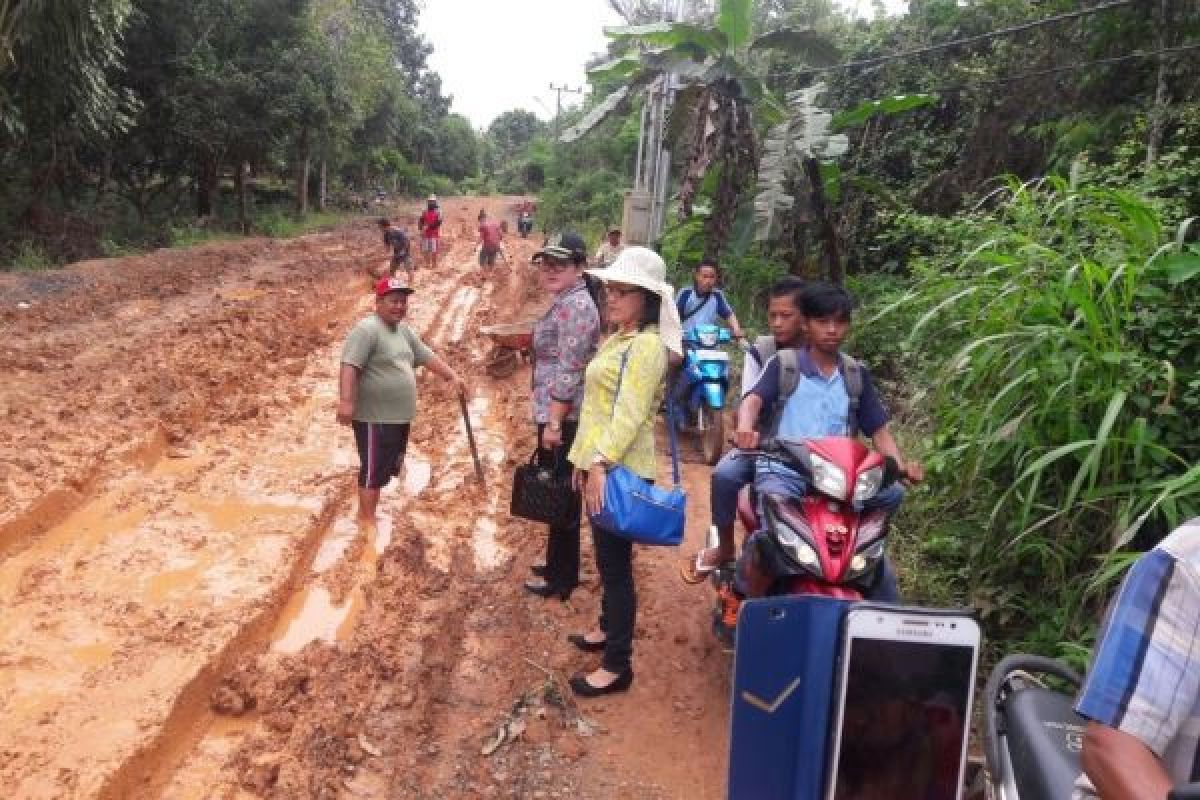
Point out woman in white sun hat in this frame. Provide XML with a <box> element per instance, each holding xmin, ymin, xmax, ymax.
<box><xmin>565</xmin><ymin>246</ymin><xmax>683</xmax><ymax>697</ymax></box>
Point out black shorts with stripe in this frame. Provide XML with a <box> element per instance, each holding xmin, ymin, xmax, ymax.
<box><xmin>351</xmin><ymin>421</ymin><xmax>411</xmax><ymax>489</ymax></box>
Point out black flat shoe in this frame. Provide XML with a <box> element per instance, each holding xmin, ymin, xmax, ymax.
<box><xmin>567</xmin><ymin>633</ymin><xmax>607</xmax><ymax>653</ymax></box>
<box><xmin>523</xmin><ymin>579</ymin><xmax>572</xmax><ymax>601</ymax></box>
<box><xmin>569</xmin><ymin>669</ymin><xmax>633</xmax><ymax>697</ymax></box>
<box><xmin>530</xmin><ymin>562</ymin><xmax>547</xmax><ymax>578</ymax></box>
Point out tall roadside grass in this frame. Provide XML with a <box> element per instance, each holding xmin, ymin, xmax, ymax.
<box><xmin>870</xmin><ymin>177</ymin><xmax>1199</xmax><ymax>661</ymax></box>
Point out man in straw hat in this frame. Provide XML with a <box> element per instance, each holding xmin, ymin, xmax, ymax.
<box><xmin>564</xmin><ymin>247</ymin><xmax>682</xmax><ymax>697</ymax></box>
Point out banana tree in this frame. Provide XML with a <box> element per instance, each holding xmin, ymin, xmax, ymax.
<box><xmin>756</xmin><ymin>87</ymin><xmax>937</xmax><ymax>280</ymax></box>
<box><xmin>562</xmin><ymin>0</ymin><xmax>838</xmax><ymax>261</ymax></box>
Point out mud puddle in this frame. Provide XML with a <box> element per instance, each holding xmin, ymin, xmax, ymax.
<box><xmin>0</xmin><ymin>199</ymin><xmax>742</xmax><ymax>800</ymax></box>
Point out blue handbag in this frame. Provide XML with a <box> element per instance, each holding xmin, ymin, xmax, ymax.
<box><xmin>588</xmin><ymin>345</ymin><xmax>687</xmax><ymax>546</ymax></box>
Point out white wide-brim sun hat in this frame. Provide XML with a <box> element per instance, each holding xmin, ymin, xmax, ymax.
<box><xmin>585</xmin><ymin>246</ymin><xmax>682</xmax><ymax>356</ymax></box>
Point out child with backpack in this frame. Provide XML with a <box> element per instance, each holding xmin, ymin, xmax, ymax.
<box><xmin>712</xmin><ymin>284</ymin><xmax>923</xmax><ymax>601</ymax></box>
<box><xmin>675</xmin><ymin>261</ymin><xmax>746</xmax><ymax>340</ymax></box>
<box><xmin>681</xmin><ymin>276</ymin><xmax>807</xmax><ymax>583</ymax></box>
<box><xmin>669</xmin><ymin>260</ymin><xmax>746</xmax><ymax>425</ymax></box>
<box><xmin>741</xmin><ymin>284</ymin><xmax>922</xmax><ymax>599</ymax></box>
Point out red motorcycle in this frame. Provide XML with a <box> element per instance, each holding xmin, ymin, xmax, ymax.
<box><xmin>711</xmin><ymin>436</ymin><xmax>901</xmax><ymax>647</ymax></box>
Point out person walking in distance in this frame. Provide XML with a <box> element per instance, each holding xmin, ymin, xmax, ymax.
<box><xmin>523</xmin><ymin>233</ymin><xmax>601</xmax><ymax>600</ymax></box>
<box><xmin>377</xmin><ymin>217</ymin><xmax>411</xmax><ymax>280</ymax></box>
<box><xmin>478</xmin><ymin>210</ymin><xmax>504</xmax><ymax>270</ymax></box>
<box><xmin>337</xmin><ymin>276</ymin><xmax>465</xmax><ymax>521</ymax></box>
<box><xmin>418</xmin><ymin>195</ymin><xmax>443</xmax><ymax>271</ymax></box>
<box><xmin>566</xmin><ymin>247</ymin><xmax>683</xmax><ymax>697</ymax></box>
<box><xmin>593</xmin><ymin>227</ymin><xmax>624</xmax><ymax>268</ymax></box>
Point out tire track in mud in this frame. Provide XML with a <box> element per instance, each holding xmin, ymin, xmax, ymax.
<box><xmin>0</xmin><ymin>200</ymin><xmax>524</xmax><ymax>799</ymax></box>
<box><xmin>0</xmin><ymin>232</ymin><xmax>386</xmax><ymax>800</ymax></box>
<box><xmin>151</xmin><ymin>215</ymin><xmax>733</xmax><ymax>800</ymax></box>
<box><xmin>5</xmin><ymin>200</ymin><xmax>735</xmax><ymax>800</ymax></box>
<box><xmin>138</xmin><ymin>200</ymin><xmax>547</xmax><ymax>799</ymax></box>
<box><xmin>0</xmin><ymin>235</ymin><xmax>362</xmax><ymax>555</ymax></box>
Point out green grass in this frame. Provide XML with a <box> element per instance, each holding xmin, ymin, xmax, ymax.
<box><xmin>3</xmin><ymin>241</ymin><xmax>59</xmax><ymax>271</ymax></box>
<box><xmin>867</xmin><ymin>176</ymin><xmax>1199</xmax><ymax>661</ymax></box>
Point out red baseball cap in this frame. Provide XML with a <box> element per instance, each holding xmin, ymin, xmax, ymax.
<box><xmin>375</xmin><ymin>276</ymin><xmax>415</xmax><ymax>297</ymax></box>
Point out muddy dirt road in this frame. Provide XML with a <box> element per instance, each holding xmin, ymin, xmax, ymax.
<box><xmin>0</xmin><ymin>199</ymin><xmax>732</xmax><ymax>799</ymax></box>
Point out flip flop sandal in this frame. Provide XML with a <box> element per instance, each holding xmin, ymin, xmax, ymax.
<box><xmin>680</xmin><ymin>549</ymin><xmax>720</xmax><ymax>585</ymax></box>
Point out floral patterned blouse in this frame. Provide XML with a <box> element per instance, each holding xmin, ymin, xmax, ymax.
<box><xmin>531</xmin><ymin>281</ymin><xmax>601</xmax><ymax>423</ymax></box>
<box><xmin>568</xmin><ymin>327</ymin><xmax>668</xmax><ymax>481</ymax></box>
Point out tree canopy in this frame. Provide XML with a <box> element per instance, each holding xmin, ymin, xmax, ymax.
<box><xmin>0</xmin><ymin>0</ymin><xmax>479</xmax><ymax>259</ymax></box>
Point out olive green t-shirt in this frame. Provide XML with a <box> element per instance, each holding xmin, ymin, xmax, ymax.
<box><xmin>340</xmin><ymin>314</ymin><xmax>434</xmax><ymax>423</ymax></box>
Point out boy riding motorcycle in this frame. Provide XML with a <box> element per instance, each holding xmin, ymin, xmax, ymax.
<box><xmin>731</xmin><ymin>284</ymin><xmax>922</xmax><ymax>601</ymax></box>
<box><xmin>682</xmin><ymin>276</ymin><xmax>807</xmax><ymax>583</ymax></box>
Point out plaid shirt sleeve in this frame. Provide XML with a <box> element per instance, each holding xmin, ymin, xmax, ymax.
<box><xmin>1075</xmin><ymin>543</ymin><xmax>1200</xmax><ymax>758</ymax></box>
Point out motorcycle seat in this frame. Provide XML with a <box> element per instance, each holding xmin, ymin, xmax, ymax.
<box><xmin>1005</xmin><ymin>686</ymin><xmax>1086</xmax><ymax>800</ymax></box>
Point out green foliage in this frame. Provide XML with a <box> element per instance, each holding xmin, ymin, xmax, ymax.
<box><xmin>873</xmin><ymin>178</ymin><xmax>1199</xmax><ymax>655</ymax></box>
<box><xmin>717</xmin><ymin>0</ymin><xmax>754</xmax><ymax>49</ymax></box>
<box><xmin>750</xmin><ymin>27</ymin><xmax>840</xmax><ymax>65</ymax></box>
<box><xmin>830</xmin><ymin>94</ymin><xmax>937</xmax><ymax>132</ymax></box>
<box><xmin>4</xmin><ymin>240</ymin><xmax>56</xmax><ymax>271</ymax></box>
<box><xmin>0</xmin><ymin>0</ymin><xmax>471</xmax><ymax>262</ymax></box>
<box><xmin>429</xmin><ymin>114</ymin><xmax>481</xmax><ymax>182</ymax></box>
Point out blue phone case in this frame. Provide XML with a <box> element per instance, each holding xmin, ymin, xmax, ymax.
<box><xmin>728</xmin><ymin>595</ymin><xmax>850</xmax><ymax>800</ymax></box>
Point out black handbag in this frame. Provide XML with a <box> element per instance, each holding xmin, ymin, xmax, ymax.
<box><xmin>510</xmin><ymin>446</ymin><xmax>580</xmax><ymax>527</ymax></box>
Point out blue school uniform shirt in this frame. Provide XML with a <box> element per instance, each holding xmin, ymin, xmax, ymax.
<box><xmin>746</xmin><ymin>349</ymin><xmax>889</xmax><ymax>440</ymax></box>
<box><xmin>676</xmin><ymin>286</ymin><xmax>734</xmax><ymax>335</ymax></box>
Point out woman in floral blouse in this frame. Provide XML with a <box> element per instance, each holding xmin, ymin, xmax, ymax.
<box><xmin>524</xmin><ymin>233</ymin><xmax>601</xmax><ymax>600</ymax></box>
<box><xmin>566</xmin><ymin>247</ymin><xmax>683</xmax><ymax>697</ymax></box>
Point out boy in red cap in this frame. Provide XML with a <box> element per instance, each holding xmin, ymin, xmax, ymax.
<box><xmin>337</xmin><ymin>276</ymin><xmax>466</xmax><ymax>520</ymax></box>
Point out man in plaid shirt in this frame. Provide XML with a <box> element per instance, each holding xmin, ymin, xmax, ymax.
<box><xmin>1074</xmin><ymin>518</ymin><xmax>1200</xmax><ymax>799</ymax></box>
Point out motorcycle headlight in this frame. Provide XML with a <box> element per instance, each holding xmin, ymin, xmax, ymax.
<box><xmin>698</xmin><ymin>328</ymin><xmax>718</xmax><ymax>347</ymax></box>
<box><xmin>856</xmin><ymin>510</ymin><xmax>888</xmax><ymax>547</ymax></box>
<box><xmin>771</xmin><ymin>511</ymin><xmax>822</xmax><ymax>575</ymax></box>
<box><xmin>809</xmin><ymin>454</ymin><xmax>848</xmax><ymax>501</ymax></box>
<box><xmin>852</xmin><ymin>465</ymin><xmax>884</xmax><ymax>506</ymax></box>
<box><xmin>777</xmin><ymin>524</ymin><xmax>820</xmax><ymax>570</ymax></box>
<box><xmin>847</xmin><ymin>539</ymin><xmax>886</xmax><ymax>580</ymax></box>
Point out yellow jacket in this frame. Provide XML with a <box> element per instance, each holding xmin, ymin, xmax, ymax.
<box><xmin>568</xmin><ymin>327</ymin><xmax>667</xmax><ymax>481</ymax></box>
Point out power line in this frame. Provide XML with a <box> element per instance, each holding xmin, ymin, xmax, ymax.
<box><xmin>767</xmin><ymin>0</ymin><xmax>1143</xmax><ymax>78</ymax></box>
<box><xmin>920</xmin><ymin>42</ymin><xmax>1200</xmax><ymax>94</ymax></box>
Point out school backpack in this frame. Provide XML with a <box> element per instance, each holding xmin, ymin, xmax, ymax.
<box><xmin>754</xmin><ymin>339</ymin><xmax>865</xmax><ymax>438</ymax></box>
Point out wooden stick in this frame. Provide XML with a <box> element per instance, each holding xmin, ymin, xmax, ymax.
<box><xmin>459</xmin><ymin>394</ymin><xmax>485</xmax><ymax>485</ymax></box>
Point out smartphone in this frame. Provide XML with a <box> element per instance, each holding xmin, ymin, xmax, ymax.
<box><xmin>825</xmin><ymin>608</ymin><xmax>981</xmax><ymax>800</ymax></box>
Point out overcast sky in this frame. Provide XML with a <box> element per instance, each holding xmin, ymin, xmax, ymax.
<box><xmin>419</xmin><ymin>1</ymin><xmax>909</xmax><ymax>131</ymax></box>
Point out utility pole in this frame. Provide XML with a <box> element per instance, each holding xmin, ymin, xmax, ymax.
<box><xmin>647</xmin><ymin>0</ymin><xmax>683</xmax><ymax>241</ymax></box>
<box><xmin>627</xmin><ymin>0</ymin><xmax>684</xmax><ymax>245</ymax></box>
<box><xmin>549</xmin><ymin>83</ymin><xmax>584</xmax><ymax>138</ymax></box>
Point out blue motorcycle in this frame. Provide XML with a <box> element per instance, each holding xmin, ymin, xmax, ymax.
<box><xmin>676</xmin><ymin>323</ymin><xmax>733</xmax><ymax>465</ymax></box>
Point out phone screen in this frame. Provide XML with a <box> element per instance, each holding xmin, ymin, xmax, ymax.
<box><xmin>830</xmin><ymin>636</ymin><xmax>975</xmax><ymax>800</ymax></box>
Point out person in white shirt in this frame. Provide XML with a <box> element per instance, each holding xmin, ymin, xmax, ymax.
<box><xmin>593</xmin><ymin>227</ymin><xmax>625</xmax><ymax>268</ymax></box>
